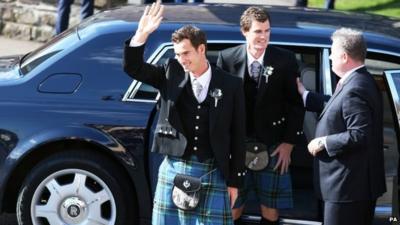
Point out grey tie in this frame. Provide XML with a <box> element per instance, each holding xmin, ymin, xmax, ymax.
<box><xmin>192</xmin><ymin>79</ymin><xmax>203</xmax><ymax>102</ymax></box>
<box><xmin>250</xmin><ymin>61</ymin><xmax>262</xmax><ymax>81</ymax></box>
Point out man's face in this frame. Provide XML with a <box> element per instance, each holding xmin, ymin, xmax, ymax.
<box><xmin>242</xmin><ymin>20</ymin><xmax>270</xmax><ymax>53</ymax></box>
<box><xmin>173</xmin><ymin>39</ymin><xmax>205</xmax><ymax>74</ymax></box>
<box><xmin>329</xmin><ymin>40</ymin><xmax>347</xmax><ymax>77</ymax></box>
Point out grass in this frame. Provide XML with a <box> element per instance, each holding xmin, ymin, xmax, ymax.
<box><xmin>308</xmin><ymin>0</ymin><xmax>400</xmax><ymax>19</ymax></box>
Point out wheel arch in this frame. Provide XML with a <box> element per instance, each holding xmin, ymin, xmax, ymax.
<box><xmin>0</xmin><ymin>130</ymin><xmax>142</xmax><ymax>221</ymax></box>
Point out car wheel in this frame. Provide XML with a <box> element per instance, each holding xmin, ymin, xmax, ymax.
<box><xmin>16</xmin><ymin>150</ymin><xmax>136</xmax><ymax>225</ymax></box>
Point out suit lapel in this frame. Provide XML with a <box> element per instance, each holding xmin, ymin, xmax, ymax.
<box><xmin>209</xmin><ymin>66</ymin><xmax>224</xmax><ymax>135</ymax></box>
<box><xmin>255</xmin><ymin>46</ymin><xmax>273</xmax><ymax>105</ymax></box>
<box><xmin>233</xmin><ymin>45</ymin><xmax>247</xmax><ymax>80</ymax></box>
<box><xmin>318</xmin><ymin>83</ymin><xmax>343</xmax><ymax>119</ymax></box>
<box><xmin>318</xmin><ymin>70</ymin><xmax>360</xmax><ymax>119</ymax></box>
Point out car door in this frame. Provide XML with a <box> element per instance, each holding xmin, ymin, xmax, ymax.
<box><xmin>381</xmin><ymin>70</ymin><xmax>400</xmax><ymax>223</ymax></box>
<box><xmin>123</xmin><ymin>42</ymin><xmax>175</xmax><ymax>196</ymax></box>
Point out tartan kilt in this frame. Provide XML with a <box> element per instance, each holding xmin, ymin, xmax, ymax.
<box><xmin>234</xmin><ymin>150</ymin><xmax>293</xmax><ymax>209</ymax></box>
<box><xmin>152</xmin><ymin>156</ymin><xmax>233</xmax><ymax>225</ymax></box>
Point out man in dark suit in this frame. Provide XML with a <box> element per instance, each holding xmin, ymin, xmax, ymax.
<box><xmin>123</xmin><ymin>2</ymin><xmax>246</xmax><ymax>224</ymax></box>
<box><xmin>297</xmin><ymin>77</ymin><xmax>330</xmax><ymax>113</ymax></box>
<box><xmin>305</xmin><ymin>28</ymin><xmax>386</xmax><ymax>225</ymax></box>
<box><xmin>217</xmin><ymin>6</ymin><xmax>305</xmax><ymax>225</ymax></box>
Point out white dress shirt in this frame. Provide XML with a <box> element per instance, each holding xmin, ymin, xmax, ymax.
<box><xmin>246</xmin><ymin>48</ymin><xmax>265</xmax><ymax>75</ymax></box>
<box><xmin>189</xmin><ymin>64</ymin><xmax>212</xmax><ymax>103</ymax></box>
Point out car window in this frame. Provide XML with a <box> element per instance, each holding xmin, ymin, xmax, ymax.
<box><xmin>388</xmin><ymin>72</ymin><xmax>400</xmax><ymax>94</ymax></box>
<box><xmin>127</xmin><ymin>43</ymin><xmax>240</xmax><ymax>101</ymax></box>
<box><xmin>125</xmin><ymin>47</ymin><xmax>173</xmax><ymax>102</ymax></box>
<box><xmin>365</xmin><ymin>53</ymin><xmax>400</xmax><ymax>76</ymax></box>
<box><xmin>133</xmin><ymin>48</ymin><xmax>175</xmax><ymax>101</ymax></box>
<box><xmin>328</xmin><ymin>51</ymin><xmax>400</xmax><ymax>83</ymax></box>
<box><xmin>280</xmin><ymin>45</ymin><xmax>320</xmax><ymax>93</ymax></box>
<box><xmin>20</xmin><ymin>29</ymin><xmax>79</xmax><ymax>75</ymax></box>
<box><xmin>128</xmin><ymin>43</ymin><xmax>322</xmax><ymax>103</ymax></box>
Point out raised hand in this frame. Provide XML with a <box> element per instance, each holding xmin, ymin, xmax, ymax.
<box><xmin>133</xmin><ymin>1</ymin><xmax>164</xmax><ymax>43</ymax></box>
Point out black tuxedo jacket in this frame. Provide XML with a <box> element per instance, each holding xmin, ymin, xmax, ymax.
<box><xmin>313</xmin><ymin>67</ymin><xmax>386</xmax><ymax>202</ymax></box>
<box><xmin>123</xmin><ymin>44</ymin><xmax>246</xmax><ymax>187</ymax></box>
<box><xmin>217</xmin><ymin>44</ymin><xmax>305</xmax><ymax>146</ymax></box>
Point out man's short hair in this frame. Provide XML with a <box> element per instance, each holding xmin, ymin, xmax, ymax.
<box><xmin>240</xmin><ymin>6</ymin><xmax>270</xmax><ymax>32</ymax></box>
<box><xmin>331</xmin><ymin>28</ymin><xmax>367</xmax><ymax>62</ymax></box>
<box><xmin>171</xmin><ymin>25</ymin><xmax>207</xmax><ymax>50</ymax></box>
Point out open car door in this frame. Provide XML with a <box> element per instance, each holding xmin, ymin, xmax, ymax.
<box><xmin>381</xmin><ymin>70</ymin><xmax>400</xmax><ymax>224</ymax></box>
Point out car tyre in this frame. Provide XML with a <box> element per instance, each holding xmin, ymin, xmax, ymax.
<box><xmin>16</xmin><ymin>150</ymin><xmax>136</xmax><ymax>225</ymax></box>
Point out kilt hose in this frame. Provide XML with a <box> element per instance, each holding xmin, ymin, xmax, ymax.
<box><xmin>234</xmin><ymin>150</ymin><xmax>293</xmax><ymax>209</ymax></box>
<box><xmin>152</xmin><ymin>156</ymin><xmax>233</xmax><ymax>225</ymax></box>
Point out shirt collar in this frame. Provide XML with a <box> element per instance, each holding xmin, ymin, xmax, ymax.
<box><xmin>189</xmin><ymin>62</ymin><xmax>212</xmax><ymax>88</ymax></box>
<box><xmin>246</xmin><ymin>46</ymin><xmax>265</xmax><ymax>67</ymax></box>
<box><xmin>339</xmin><ymin>65</ymin><xmax>365</xmax><ymax>85</ymax></box>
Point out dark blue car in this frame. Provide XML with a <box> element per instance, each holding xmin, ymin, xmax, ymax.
<box><xmin>0</xmin><ymin>4</ymin><xmax>399</xmax><ymax>225</ymax></box>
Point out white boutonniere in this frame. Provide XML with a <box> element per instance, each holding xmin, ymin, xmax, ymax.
<box><xmin>262</xmin><ymin>66</ymin><xmax>274</xmax><ymax>84</ymax></box>
<box><xmin>210</xmin><ymin>88</ymin><xmax>223</xmax><ymax>108</ymax></box>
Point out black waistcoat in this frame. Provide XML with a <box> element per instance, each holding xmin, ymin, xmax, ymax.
<box><xmin>243</xmin><ymin>68</ymin><xmax>258</xmax><ymax>137</ymax></box>
<box><xmin>176</xmin><ymin>81</ymin><xmax>213</xmax><ymax>161</ymax></box>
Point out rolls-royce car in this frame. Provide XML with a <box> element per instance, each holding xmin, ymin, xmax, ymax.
<box><xmin>0</xmin><ymin>3</ymin><xmax>399</xmax><ymax>225</ymax></box>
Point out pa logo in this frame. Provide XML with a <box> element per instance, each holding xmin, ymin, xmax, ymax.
<box><xmin>389</xmin><ymin>216</ymin><xmax>398</xmax><ymax>223</ymax></box>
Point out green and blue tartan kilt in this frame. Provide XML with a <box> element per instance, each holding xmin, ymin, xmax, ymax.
<box><xmin>234</xmin><ymin>151</ymin><xmax>293</xmax><ymax>209</ymax></box>
<box><xmin>152</xmin><ymin>156</ymin><xmax>233</xmax><ymax>225</ymax></box>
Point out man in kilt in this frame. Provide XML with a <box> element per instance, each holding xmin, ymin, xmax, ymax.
<box><xmin>217</xmin><ymin>6</ymin><xmax>305</xmax><ymax>225</ymax></box>
<box><xmin>123</xmin><ymin>2</ymin><xmax>246</xmax><ymax>224</ymax></box>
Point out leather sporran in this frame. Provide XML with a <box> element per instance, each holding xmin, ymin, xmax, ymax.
<box><xmin>245</xmin><ymin>142</ymin><xmax>269</xmax><ymax>171</ymax></box>
<box><xmin>172</xmin><ymin>174</ymin><xmax>201</xmax><ymax>210</ymax></box>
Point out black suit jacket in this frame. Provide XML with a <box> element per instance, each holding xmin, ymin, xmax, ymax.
<box><xmin>313</xmin><ymin>67</ymin><xmax>386</xmax><ymax>202</ymax></box>
<box><xmin>217</xmin><ymin>44</ymin><xmax>305</xmax><ymax>145</ymax></box>
<box><xmin>123</xmin><ymin>43</ymin><xmax>246</xmax><ymax>187</ymax></box>
<box><xmin>305</xmin><ymin>91</ymin><xmax>330</xmax><ymax>113</ymax></box>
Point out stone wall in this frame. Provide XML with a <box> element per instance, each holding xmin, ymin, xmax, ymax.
<box><xmin>0</xmin><ymin>0</ymin><xmax>124</xmax><ymax>42</ymax></box>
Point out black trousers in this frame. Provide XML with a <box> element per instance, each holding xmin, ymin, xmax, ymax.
<box><xmin>324</xmin><ymin>200</ymin><xmax>376</xmax><ymax>225</ymax></box>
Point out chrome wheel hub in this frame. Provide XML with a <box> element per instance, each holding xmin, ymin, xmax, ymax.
<box><xmin>60</xmin><ymin>197</ymin><xmax>87</xmax><ymax>224</ymax></box>
<box><xmin>30</xmin><ymin>169</ymin><xmax>116</xmax><ymax>225</ymax></box>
